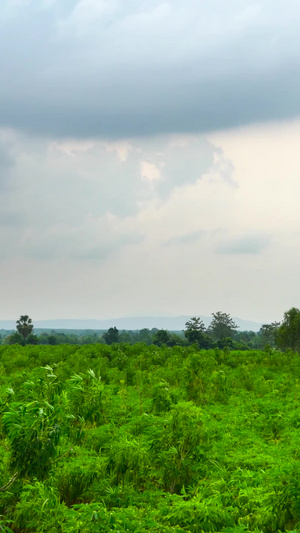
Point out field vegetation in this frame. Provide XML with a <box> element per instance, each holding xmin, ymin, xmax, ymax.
<box><xmin>0</xmin><ymin>338</ymin><xmax>299</xmax><ymax>531</ymax></box>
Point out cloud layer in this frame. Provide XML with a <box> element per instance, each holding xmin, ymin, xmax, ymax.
<box><xmin>1</xmin><ymin>120</ymin><xmax>300</xmax><ymax>322</ymax></box>
<box><xmin>1</xmin><ymin>0</ymin><xmax>300</xmax><ymax>138</ymax></box>
<box><xmin>0</xmin><ymin>131</ymin><xmax>230</xmax><ymax>261</ymax></box>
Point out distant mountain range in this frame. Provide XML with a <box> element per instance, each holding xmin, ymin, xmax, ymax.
<box><xmin>0</xmin><ymin>316</ymin><xmax>264</xmax><ymax>332</ymax></box>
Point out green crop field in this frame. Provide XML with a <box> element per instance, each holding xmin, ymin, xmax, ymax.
<box><xmin>0</xmin><ymin>343</ymin><xmax>299</xmax><ymax>532</ymax></box>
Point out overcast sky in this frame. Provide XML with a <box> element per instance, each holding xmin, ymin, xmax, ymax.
<box><xmin>1</xmin><ymin>0</ymin><xmax>300</xmax><ymax>323</ymax></box>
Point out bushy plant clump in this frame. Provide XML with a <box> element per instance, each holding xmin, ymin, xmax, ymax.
<box><xmin>0</xmin><ymin>344</ymin><xmax>299</xmax><ymax>531</ymax></box>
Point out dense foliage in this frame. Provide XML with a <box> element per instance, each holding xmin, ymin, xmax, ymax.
<box><xmin>0</xmin><ymin>323</ymin><xmax>263</xmax><ymax>350</ymax></box>
<box><xmin>0</xmin><ymin>343</ymin><xmax>299</xmax><ymax>531</ymax></box>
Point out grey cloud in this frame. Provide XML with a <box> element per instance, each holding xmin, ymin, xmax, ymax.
<box><xmin>217</xmin><ymin>234</ymin><xmax>271</xmax><ymax>255</ymax></box>
<box><xmin>1</xmin><ymin>134</ymin><xmax>219</xmax><ymax>223</ymax></box>
<box><xmin>0</xmin><ymin>140</ymin><xmax>15</xmax><ymax>190</ymax></box>
<box><xmin>138</xmin><ymin>136</ymin><xmax>226</xmax><ymax>199</ymax></box>
<box><xmin>213</xmin><ymin>147</ymin><xmax>237</xmax><ymax>186</ymax></box>
<box><xmin>1</xmin><ymin>1</ymin><xmax>300</xmax><ymax>138</ymax></box>
<box><xmin>25</xmin><ymin>229</ymin><xmax>143</xmax><ymax>261</ymax></box>
<box><xmin>71</xmin><ymin>234</ymin><xmax>144</xmax><ymax>261</ymax></box>
<box><xmin>163</xmin><ymin>231</ymin><xmax>203</xmax><ymax>247</ymax></box>
<box><xmin>0</xmin><ymin>145</ymin><xmax>13</xmax><ymax>170</ymax></box>
<box><xmin>0</xmin><ymin>212</ymin><xmax>25</xmax><ymax>227</ymax></box>
<box><xmin>0</xmin><ymin>130</ymin><xmax>235</xmax><ymax>261</ymax></box>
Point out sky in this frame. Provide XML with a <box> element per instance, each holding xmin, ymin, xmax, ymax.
<box><xmin>1</xmin><ymin>0</ymin><xmax>300</xmax><ymax>323</ymax></box>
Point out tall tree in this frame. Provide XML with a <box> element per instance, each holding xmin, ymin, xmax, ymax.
<box><xmin>16</xmin><ymin>315</ymin><xmax>34</xmax><ymax>341</ymax></box>
<box><xmin>259</xmin><ymin>322</ymin><xmax>280</xmax><ymax>348</ymax></box>
<box><xmin>208</xmin><ymin>311</ymin><xmax>238</xmax><ymax>340</ymax></box>
<box><xmin>153</xmin><ymin>329</ymin><xmax>171</xmax><ymax>346</ymax></box>
<box><xmin>138</xmin><ymin>328</ymin><xmax>153</xmax><ymax>345</ymax></box>
<box><xmin>276</xmin><ymin>308</ymin><xmax>300</xmax><ymax>352</ymax></box>
<box><xmin>184</xmin><ymin>317</ymin><xmax>207</xmax><ymax>346</ymax></box>
<box><xmin>103</xmin><ymin>327</ymin><xmax>120</xmax><ymax>345</ymax></box>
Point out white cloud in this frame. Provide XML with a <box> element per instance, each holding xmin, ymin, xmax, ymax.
<box><xmin>0</xmin><ymin>121</ymin><xmax>300</xmax><ymax>322</ymax></box>
<box><xmin>0</xmin><ymin>130</ymin><xmax>227</xmax><ymax>262</ymax></box>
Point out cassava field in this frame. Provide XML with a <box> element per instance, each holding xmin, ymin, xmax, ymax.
<box><xmin>0</xmin><ymin>344</ymin><xmax>299</xmax><ymax>532</ymax></box>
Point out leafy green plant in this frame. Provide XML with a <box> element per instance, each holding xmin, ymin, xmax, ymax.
<box><xmin>151</xmin><ymin>380</ymin><xmax>173</xmax><ymax>413</ymax></box>
<box><xmin>1</xmin><ymin>344</ymin><xmax>300</xmax><ymax>531</ymax></box>
<box><xmin>2</xmin><ymin>400</ymin><xmax>62</xmax><ymax>480</ymax></box>
<box><xmin>13</xmin><ymin>483</ymin><xmax>68</xmax><ymax>532</ymax></box>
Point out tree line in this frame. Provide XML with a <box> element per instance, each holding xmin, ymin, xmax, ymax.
<box><xmin>2</xmin><ymin>308</ymin><xmax>300</xmax><ymax>352</ymax></box>
<box><xmin>0</xmin><ymin>312</ymin><xmax>240</xmax><ymax>348</ymax></box>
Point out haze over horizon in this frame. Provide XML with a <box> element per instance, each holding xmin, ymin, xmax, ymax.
<box><xmin>1</xmin><ymin>1</ymin><xmax>300</xmax><ymax>324</ymax></box>
<box><xmin>0</xmin><ymin>315</ymin><xmax>264</xmax><ymax>334</ymax></box>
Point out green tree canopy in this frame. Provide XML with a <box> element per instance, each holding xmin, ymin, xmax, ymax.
<box><xmin>138</xmin><ymin>328</ymin><xmax>153</xmax><ymax>345</ymax></box>
<box><xmin>184</xmin><ymin>317</ymin><xmax>212</xmax><ymax>348</ymax></box>
<box><xmin>208</xmin><ymin>311</ymin><xmax>238</xmax><ymax>340</ymax></box>
<box><xmin>16</xmin><ymin>315</ymin><xmax>34</xmax><ymax>340</ymax></box>
<box><xmin>5</xmin><ymin>332</ymin><xmax>25</xmax><ymax>346</ymax></box>
<box><xmin>276</xmin><ymin>308</ymin><xmax>300</xmax><ymax>352</ymax></box>
<box><xmin>259</xmin><ymin>322</ymin><xmax>280</xmax><ymax>348</ymax></box>
<box><xmin>153</xmin><ymin>329</ymin><xmax>171</xmax><ymax>346</ymax></box>
<box><xmin>103</xmin><ymin>327</ymin><xmax>120</xmax><ymax>345</ymax></box>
